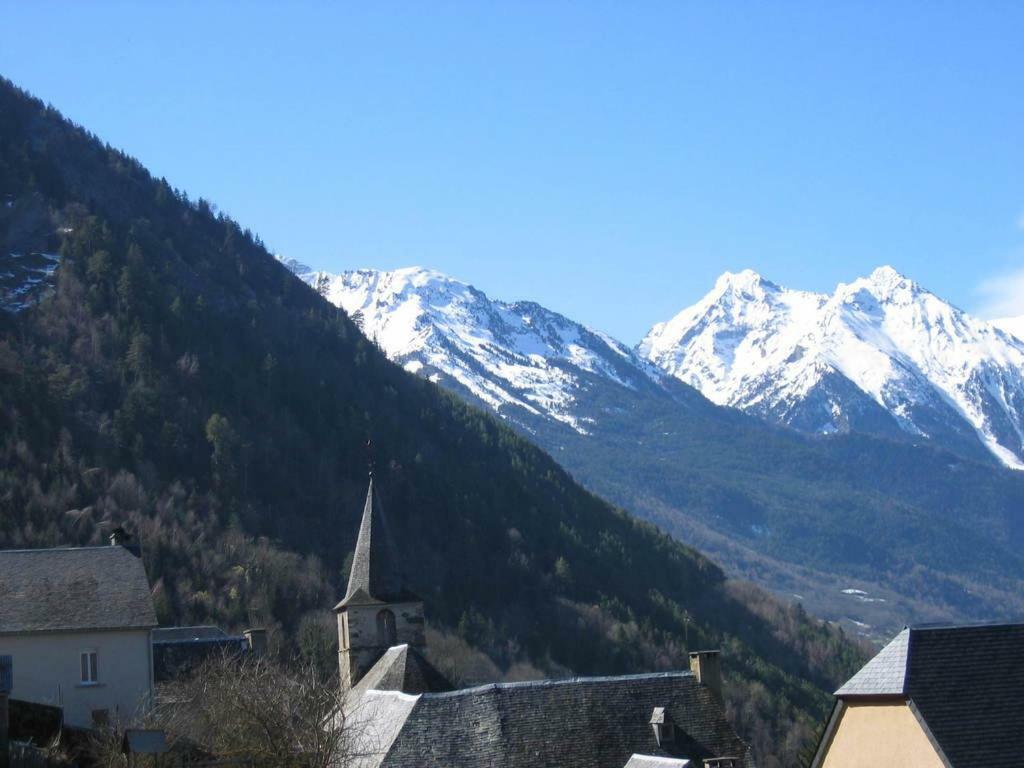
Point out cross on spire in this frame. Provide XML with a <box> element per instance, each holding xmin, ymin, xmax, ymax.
<box><xmin>365</xmin><ymin>438</ymin><xmax>376</xmax><ymax>479</ymax></box>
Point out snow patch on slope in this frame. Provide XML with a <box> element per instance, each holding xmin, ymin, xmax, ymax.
<box><xmin>1</xmin><ymin>252</ymin><xmax>61</xmax><ymax>313</ymax></box>
<box><xmin>992</xmin><ymin>316</ymin><xmax>1024</xmax><ymax>342</ymax></box>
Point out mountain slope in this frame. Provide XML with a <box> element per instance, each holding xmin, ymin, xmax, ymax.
<box><xmin>992</xmin><ymin>315</ymin><xmax>1024</xmax><ymax>342</ymax></box>
<box><xmin>0</xmin><ymin>78</ymin><xmax>860</xmax><ymax>767</ymax></box>
<box><xmin>292</xmin><ymin>264</ymin><xmax>1024</xmax><ymax>640</ymax></box>
<box><xmin>291</xmin><ymin>263</ymin><xmax>673</xmax><ymax>434</ymax></box>
<box><xmin>640</xmin><ymin>267</ymin><xmax>1024</xmax><ymax>468</ymax></box>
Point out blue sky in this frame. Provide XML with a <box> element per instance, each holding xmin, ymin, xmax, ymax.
<box><xmin>2</xmin><ymin>2</ymin><xmax>1023</xmax><ymax>341</ymax></box>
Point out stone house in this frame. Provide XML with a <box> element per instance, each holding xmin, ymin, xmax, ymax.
<box><xmin>811</xmin><ymin>622</ymin><xmax>1024</xmax><ymax>768</ymax></box>
<box><xmin>0</xmin><ymin>537</ymin><xmax>157</xmax><ymax>728</ymax></box>
<box><xmin>336</xmin><ymin>478</ymin><xmax>754</xmax><ymax>768</ymax></box>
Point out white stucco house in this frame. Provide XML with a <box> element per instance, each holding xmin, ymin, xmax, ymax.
<box><xmin>0</xmin><ymin>539</ymin><xmax>157</xmax><ymax>728</ymax></box>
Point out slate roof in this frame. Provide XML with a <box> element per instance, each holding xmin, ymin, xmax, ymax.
<box><xmin>907</xmin><ymin>623</ymin><xmax>1024</xmax><ymax>768</ymax></box>
<box><xmin>0</xmin><ymin>546</ymin><xmax>156</xmax><ymax>634</ymax></box>
<box><xmin>152</xmin><ymin>629</ymin><xmax>249</xmax><ymax>682</ymax></box>
<box><xmin>336</xmin><ymin>480</ymin><xmax>418</xmax><ymax>609</ymax></box>
<box><xmin>346</xmin><ymin>670</ymin><xmax>753</xmax><ymax>768</ymax></box>
<box><xmin>833</xmin><ymin>622</ymin><xmax>1024</xmax><ymax>768</ymax></box>
<box><xmin>350</xmin><ymin>644</ymin><xmax>453</xmax><ymax>698</ymax></box>
<box><xmin>834</xmin><ymin>627</ymin><xmax>909</xmax><ymax>696</ymax></box>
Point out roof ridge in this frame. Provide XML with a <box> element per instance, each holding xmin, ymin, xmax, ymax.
<box><xmin>910</xmin><ymin>620</ymin><xmax>1024</xmax><ymax>631</ymax></box>
<box><xmin>421</xmin><ymin>670</ymin><xmax>695</xmax><ymax>700</ymax></box>
<box><xmin>0</xmin><ymin>545</ymin><xmax>122</xmax><ymax>554</ymax></box>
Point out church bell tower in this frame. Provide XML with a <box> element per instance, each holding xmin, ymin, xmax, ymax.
<box><xmin>334</xmin><ymin>477</ymin><xmax>426</xmax><ymax>689</ymax></box>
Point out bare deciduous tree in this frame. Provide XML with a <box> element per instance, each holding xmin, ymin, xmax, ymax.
<box><xmin>129</xmin><ymin>653</ymin><xmax>377</xmax><ymax>768</ymax></box>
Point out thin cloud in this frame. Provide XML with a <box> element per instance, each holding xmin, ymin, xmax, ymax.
<box><xmin>975</xmin><ymin>266</ymin><xmax>1024</xmax><ymax>319</ymax></box>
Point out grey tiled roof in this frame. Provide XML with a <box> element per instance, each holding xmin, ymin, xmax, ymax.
<box><xmin>152</xmin><ymin>632</ymin><xmax>249</xmax><ymax>682</ymax></box>
<box><xmin>336</xmin><ymin>480</ymin><xmax>418</xmax><ymax>609</ymax></box>
<box><xmin>0</xmin><ymin>546</ymin><xmax>156</xmax><ymax>633</ymax></box>
<box><xmin>351</xmin><ymin>644</ymin><xmax>453</xmax><ymax>697</ymax></box>
<box><xmin>834</xmin><ymin>627</ymin><xmax>909</xmax><ymax>696</ymax></box>
<box><xmin>906</xmin><ymin>623</ymin><xmax>1024</xmax><ymax>768</ymax></box>
<box><xmin>348</xmin><ymin>671</ymin><xmax>753</xmax><ymax>768</ymax></box>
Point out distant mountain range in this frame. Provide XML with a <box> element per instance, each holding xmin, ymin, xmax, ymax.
<box><xmin>641</xmin><ymin>266</ymin><xmax>1024</xmax><ymax>469</ymax></box>
<box><xmin>290</xmin><ymin>259</ymin><xmax>1024</xmax><ymax>470</ymax></box>
<box><xmin>285</xmin><ymin>259</ymin><xmax>1024</xmax><ymax>638</ymax></box>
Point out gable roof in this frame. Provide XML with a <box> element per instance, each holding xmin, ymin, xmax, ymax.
<box><xmin>346</xmin><ymin>671</ymin><xmax>753</xmax><ymax>768</ymax></box>
<box><xmin>0</xmin><ymin>546</ymin><xmax>156</xmax><ymax>634</ymax></box>
<box><xmin>833</xmin><ymin>622</ymin><xmax>1024</xmax><ymax>767</ymax></box>
<box><xmin>351</xmin><ymin>644</ymin><xmax>453</xmax><ymax>697</ymax></box>
<box><xmin>336</xmin><ymin>479</ymin><xmax>417</xmax><ymax>609</ymax></box>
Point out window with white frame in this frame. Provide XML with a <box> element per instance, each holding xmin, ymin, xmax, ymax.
<box><xmin>80</xmin><ymin>650</ymin><xmax>98</xmax><ymax>684</ymax></box>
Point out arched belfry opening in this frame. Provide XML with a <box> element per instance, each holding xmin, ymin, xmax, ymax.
<box><xmin>377</xmin><ymin>609</ymin><xmax>397</xmax><ymax>646</ymax></box>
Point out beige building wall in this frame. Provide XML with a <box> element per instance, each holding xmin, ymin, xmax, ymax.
<box><xmin>0</xmin><ymin>629</ymin><xmax>153</xmax><ymax>728</ymax></box>
<box><xmin>820</xmin><ymin>701</ymin><xmax>945</xmax><ymax>768</ymax></box>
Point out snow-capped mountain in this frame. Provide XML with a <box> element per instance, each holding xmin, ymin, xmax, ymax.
<box><xmin>283</xmin><ymin>260</ymin><xmax>667</xmax><ymax>433</ymax></box>
<box><xmin>640</xmin><ymin>266</ymin><xmax>1024</xmax><ymax>468</ymax></box>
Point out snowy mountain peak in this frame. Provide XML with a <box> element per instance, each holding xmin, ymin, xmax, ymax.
<box><xmin>641</xmin><ymin>268</ymin><xmax>1024</xmax><ymax>468</ymax></box>
<box><xmin>867</xmin><ymin>264</ymin><xmax>909</xmax><ymax>286</ymax></box>
<box><xmin>714</xmin><ymin>268</ymin><xmax>773</xmax><ymax>292</ymax></box>
<box><xmin>283</xmin><ymin>263</ymin><xmax>666</xmax><ymax>434</ymax></box>
<box><xmin>838</xmin><ymin>265</ymin><xmax>922</xmax><ymax>304</ymax></box>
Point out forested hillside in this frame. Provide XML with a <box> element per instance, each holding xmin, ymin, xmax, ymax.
<box><xmin>0</xmin><ymin>78</ymin><xmax>863</xmax><ymax>766</ymax></box>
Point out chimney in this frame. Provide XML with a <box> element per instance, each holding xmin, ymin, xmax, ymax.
<box><xmin>244</xmin><ymin>628</ymin><xmax>268</xmax><ymax>656</ymax></box>
<box><xmin>109</xmin><ymin>526</ymin><xmax>142</xmax><ymax>557</ymax></box>
<box><xmin>689</xmin><ymin>650</ymin><xmax>723</xmax><ymax>704</ymax></box>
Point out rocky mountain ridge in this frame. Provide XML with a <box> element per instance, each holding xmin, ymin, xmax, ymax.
<box><xmin>641</xmin><ymin>266</ymin><xmax>1024</xmax><ymax>468</ymax></box>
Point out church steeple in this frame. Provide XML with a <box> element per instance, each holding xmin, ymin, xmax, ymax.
<box><xmin>335</xmin><ymin>477</ymin><xmax>425</xmax><ymax>690</ymax></box>
<box><xmin>334</xmin><ymin>477</ymin><xmax>411</xmax><ymax>609</ymax></box>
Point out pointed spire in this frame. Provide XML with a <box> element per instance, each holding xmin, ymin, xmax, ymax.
<box><xmin>335</xmin><ymin>477</ymin><xmax>410</xmax><ymax>609</ymax></box>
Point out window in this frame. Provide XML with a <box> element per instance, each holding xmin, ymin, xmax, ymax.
<box><xmin>704</xmin><ymin>759</ymin><xmax>738</xmax><ymax>768</ymax></box>
<box><xmin>80</xmin><ymin>651</ymin><xmax>98</xmax><ymax>684</ymax></box>
<box><xmin>376</xmin><ymin>609</ymin><xmax>397</xmax><ymax>646</ymax></box>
